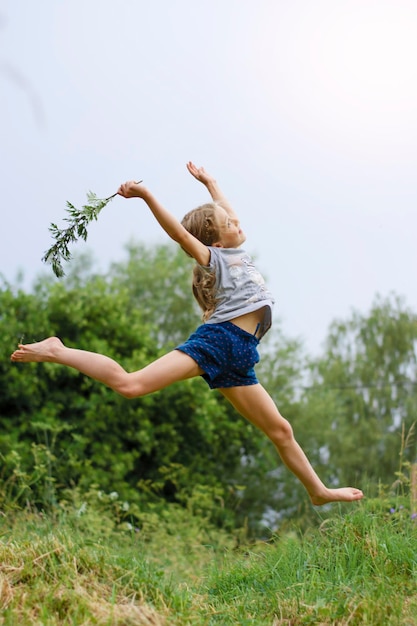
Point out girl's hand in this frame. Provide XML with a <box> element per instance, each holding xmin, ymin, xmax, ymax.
<box><xmin>187</xmin><ymin>161</ymin><xmax>238</xmax><ymax>220</ymax></box>
<box><xmin>117</xmin><ymin>180</ymin><xmax>146</xmax><ymax>199</ymax></box>
<box><xmin>186</xmin><ymin>161</ymin><xmax>216</xmax><ymax>186</ymax></box>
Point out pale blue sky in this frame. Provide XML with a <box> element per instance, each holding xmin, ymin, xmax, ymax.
<box><xmin>1</xmin><ymin>0</ymin><xmax>416</xmax><ymax>354</ymax></box>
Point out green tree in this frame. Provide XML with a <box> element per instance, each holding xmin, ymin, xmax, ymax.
<box><xmin>0</xmin><ymin>246</ymin><xmax>302</xmax><ymax>531</ymax></box>
<box><xmin>301</xmin><ymin>294</ymin><xmax>417</xmax><ymax>491</ymax></box>
<box><xmin>7</xmin><ymin>249</ymin><xmax>414</xmax><ymax>531</ymax></box>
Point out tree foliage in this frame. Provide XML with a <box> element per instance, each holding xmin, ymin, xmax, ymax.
<box><xmin>1</xmin><ymin>246</ymin><xmax>416</xmax><ymax>533</ymax></box>
<box><xmin>0</xmin><ymin>245</ymin><xmax>279</xmax><ymax>530</ymax></box>
<box><xmin>302</xmin><ymin>294</ymin><xmax>417</xmax><ymax>491</ymax></box>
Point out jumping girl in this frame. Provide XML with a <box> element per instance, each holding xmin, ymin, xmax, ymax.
<box><xmin>11</xmin><ymin>162</ymin><xmax>363</xmax><ymax>506</ymax></box>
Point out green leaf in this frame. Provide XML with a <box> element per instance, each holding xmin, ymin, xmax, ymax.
<box><xmin>42</xmin><ymin>191</ymin><xmax>116</xmax><ymax>277</ymax></box>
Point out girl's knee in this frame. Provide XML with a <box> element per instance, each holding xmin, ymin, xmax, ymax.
<box><xmin>269</xmin><ymin>417</ymin><xmax>294</xmax><ymax>446</ymax></box>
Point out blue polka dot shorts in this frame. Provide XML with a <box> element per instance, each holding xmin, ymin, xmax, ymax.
<box><xmin>176</xmin><ymin>321</ymin><xmax>260</xmax><ymax>389</ymax></box>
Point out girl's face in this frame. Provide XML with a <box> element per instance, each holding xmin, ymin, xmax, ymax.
<box><xmin>214</xmin><ymin>207</ymin><xmax>246</xmax><ymax>248</ymax></box>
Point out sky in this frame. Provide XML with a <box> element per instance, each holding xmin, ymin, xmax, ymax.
<box><xmin>1</xmin><ymin>0</ymin><xmax>416</xmax><ymax>355</ymax></box>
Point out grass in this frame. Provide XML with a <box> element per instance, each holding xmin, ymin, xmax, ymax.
<box><xmin>205</xmin><ymin>504</ymin><xmax>417</xmax><ymax>625</ymax></box>
<box><xmin>1</xmin><ymin>494</ymin><xmax>417</xmax><ymax>625</ymax></box>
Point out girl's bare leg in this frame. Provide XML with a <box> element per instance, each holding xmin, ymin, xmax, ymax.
<box><xmin>220</xmin><ymin>384</ymin><xmax>364</xmax><ymax>506</ymax></box>
<box><xmin>10</xmin><ymin>337</ymin><xmax>203</xmax><ymax>398</ymax></box>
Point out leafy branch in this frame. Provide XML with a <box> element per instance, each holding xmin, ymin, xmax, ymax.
<box><xmin>42</xmin><ymin>184</ymin><xmax>141</xmax><ymax>278</ymax></box>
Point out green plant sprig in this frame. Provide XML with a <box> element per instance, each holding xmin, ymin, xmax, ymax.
<box><xmin>42</xmin><ymin>184</ymin><xmax>141</xmax><ymax>278</ymax></box>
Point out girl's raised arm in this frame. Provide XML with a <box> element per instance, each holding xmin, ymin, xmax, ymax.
<box><xmin>186</xmin><ymin>162</ymin><xmax>240</xmax><ymax>222</ymax></box>
<box><xmin>118</xmin><ymin>181</ymin><xmax>210</xmax><ymax>266</ymax></box>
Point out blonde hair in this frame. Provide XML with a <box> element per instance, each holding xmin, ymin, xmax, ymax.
<box><xmin>181</xmin><ymin>203</ymin><xmax>221</xmax><ymax>320</ymax></box>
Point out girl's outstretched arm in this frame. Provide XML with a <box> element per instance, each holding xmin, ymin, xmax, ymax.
<box><xmin>186</xmin><ymin>161</ymin><xmax>240</xmax><ymax>222</ymax></box>
<box><xmin>118</xmin><ymin>181</ymin><xmax>210</xmax><ymax>265</ymax></box>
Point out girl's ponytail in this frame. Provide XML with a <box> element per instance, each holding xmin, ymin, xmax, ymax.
<box><xmin>181</xmin><ymin>203</ymin><xmax>221</xmax><ymax>320</ymax></box>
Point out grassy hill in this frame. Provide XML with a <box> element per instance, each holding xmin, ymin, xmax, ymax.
<box><xmin>1</xmin><ymin>491</ymin><xmax>417</xmax><ymax>625</ymax></box>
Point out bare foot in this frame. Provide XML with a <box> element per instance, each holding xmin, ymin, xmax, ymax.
<box><xmin>310</xmin><ymin>487</ymin><xmax>364</xmax><ymax>506</ymax></box>
<box><xmin>10</xmin><ymin>337</ymin><xmax>64</xmax><ymax>363</ymax></box>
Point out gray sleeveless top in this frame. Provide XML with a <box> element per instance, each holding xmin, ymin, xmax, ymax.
<box><xmin>201</xmin><ymin>247</ymin><xmax>275</xmax><ymax>338</ymax></box>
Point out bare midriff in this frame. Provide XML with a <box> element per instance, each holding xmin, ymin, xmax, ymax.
<box><xmin>229</xmin><ymin>306</ymin><xmax>268</xmax><ymax>337</ymax></box>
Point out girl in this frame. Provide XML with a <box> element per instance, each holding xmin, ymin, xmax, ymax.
<box><xmin>11</xmin><ymin>162</ymin><xmax>363</xmax><ymax>506</ymax></box>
